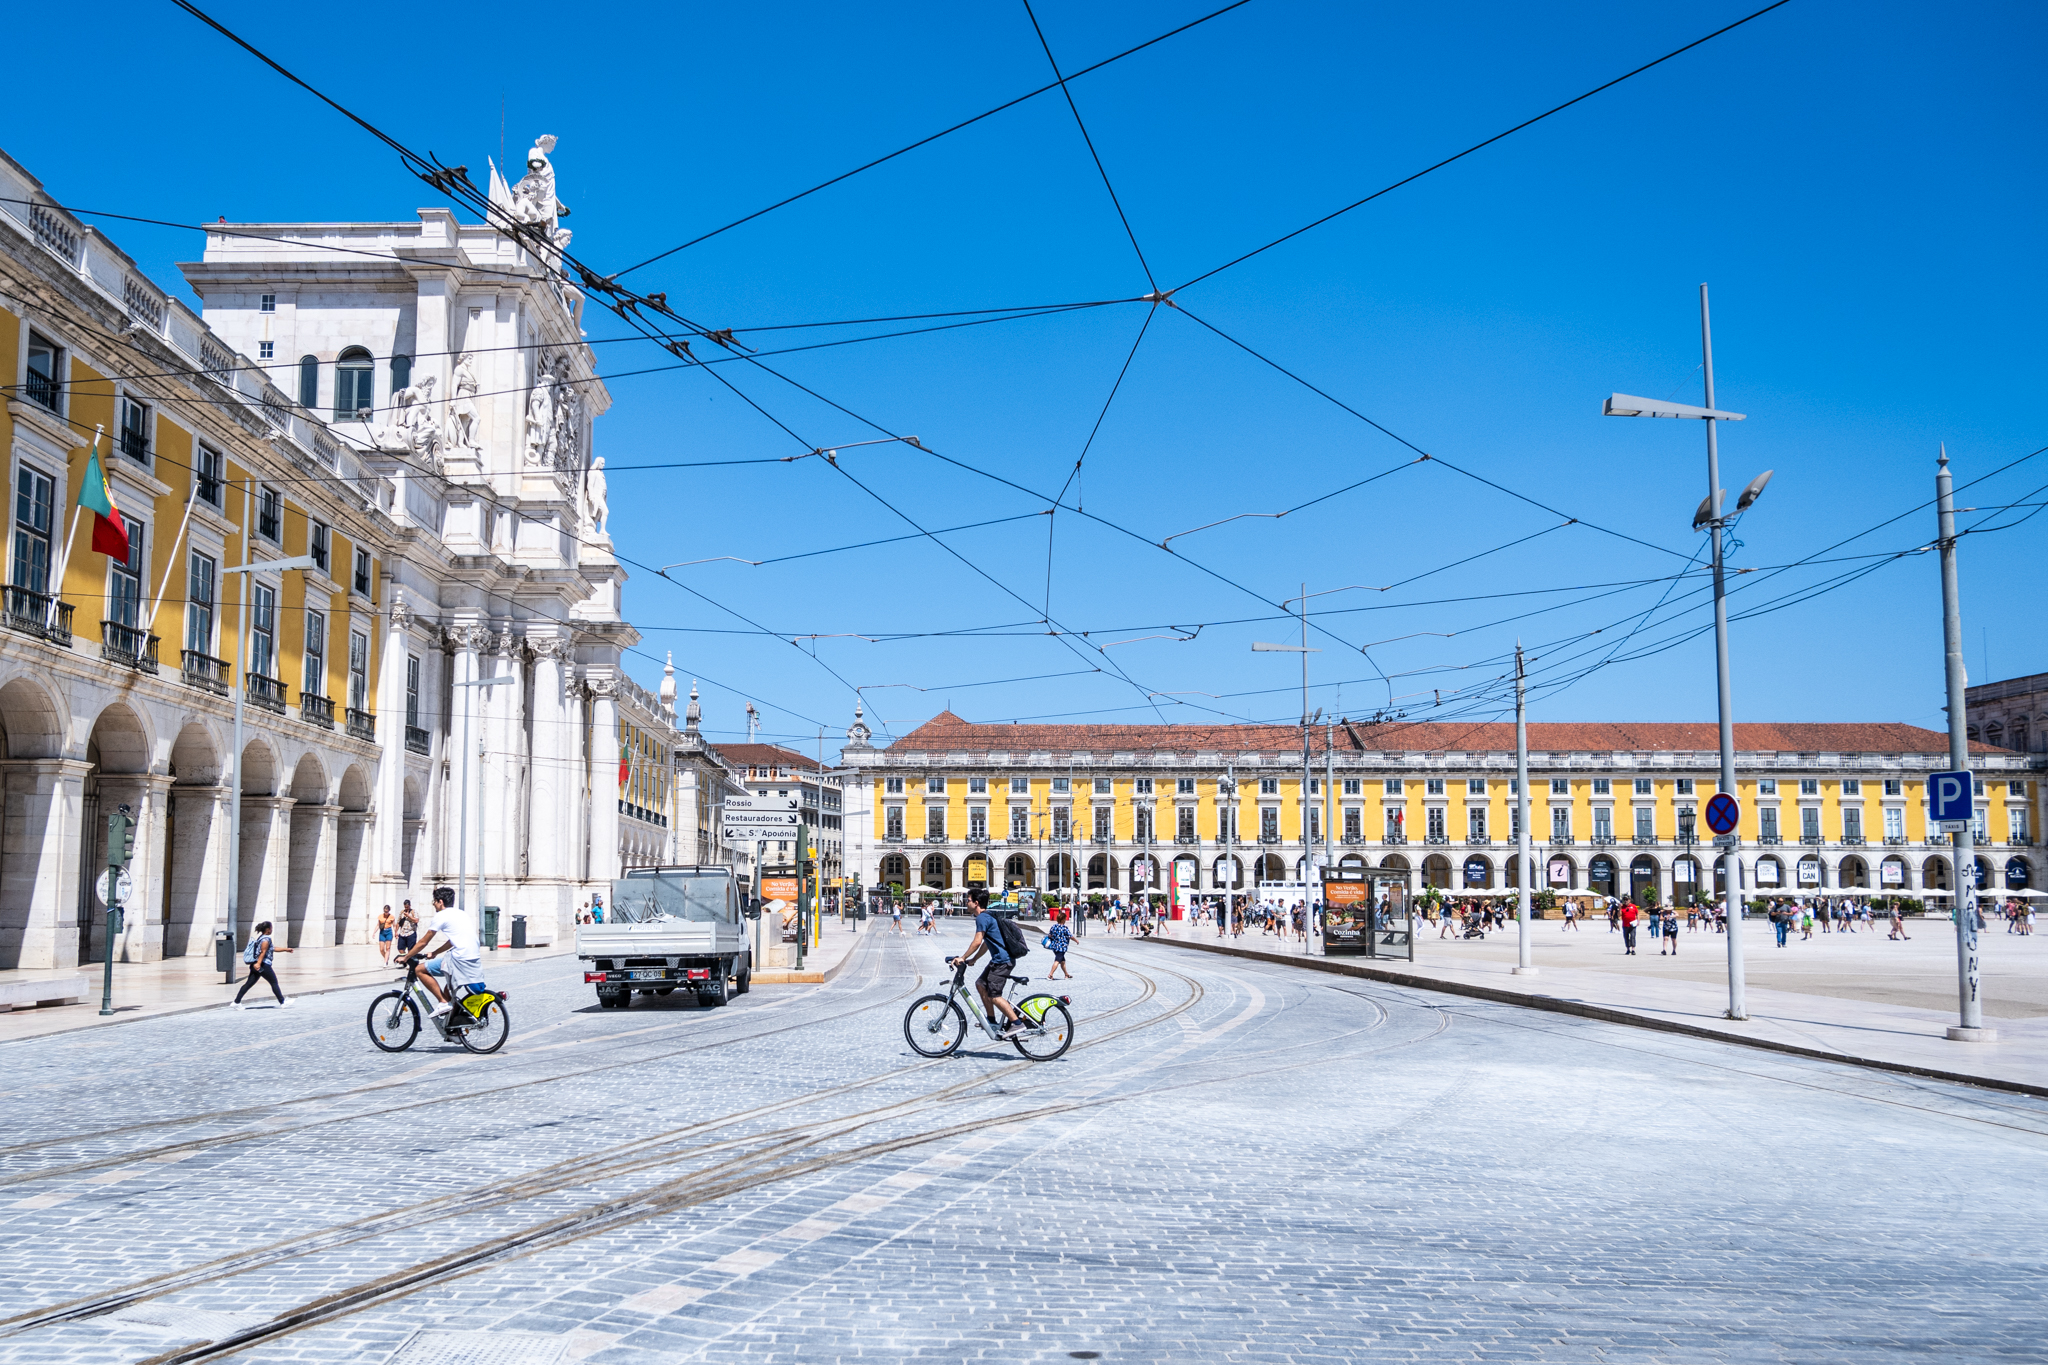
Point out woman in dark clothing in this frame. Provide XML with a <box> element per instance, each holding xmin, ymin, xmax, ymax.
<box><xmin>232</xmin><ymin>920</ymin><xmax>293</xmax><ymax>1008</ymax></box>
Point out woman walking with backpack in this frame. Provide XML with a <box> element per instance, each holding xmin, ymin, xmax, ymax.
<box><xmin>232</xmin><ymin>921</ymin><xmax>293</xmax><ymax>1008</ymax></box>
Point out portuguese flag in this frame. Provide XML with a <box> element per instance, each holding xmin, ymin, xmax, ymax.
<box><xmin>78</xmin><ymin>437</ymin><xmax>129</xmax><ymax>560</ymax></box>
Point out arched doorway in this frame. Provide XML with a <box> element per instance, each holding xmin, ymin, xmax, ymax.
<box><xmin>1210</xmin><ymin>854</ymin><xmax>1242</xmax><ymax>890</ymax></box>
<box><xmin>879</xmin><ymin>853</ymin><xmax>910</xmax><ymax>890</ymax></box>
<box><xmin>1129</xmin><ymin>853</ymin><xmax>1159</xmax><ymax>891</ymax></box>
<box><xmin>1922</xmin><ymin>855</ymin><xmax>1950</xmax><ymax>892</ymax></box>
<box><xmin>1047</xmin><ymin>853</ymin><xmax>1077</xmax><ymax>891</ymax></box>
<box><xmin>1462</xmin><ymin>854</ymin><xmax>1492</xmax><ymax>889</ymax></box>
<box><xmin>1972</xmin><ymin>856</ymin><xmax>1992</xmax><ymax>891</ymax></box>
<box><xmin>920</xmin><ymin>853</ymin><xmax>951</xmax><ymax>889</ymax></box>
<box><xmin>164</xmin><ymin>723</ymin><xmax>224</xmax><ymax>958</ymax></box>
<box><xmin>1003</xmin><ymin>852</ymin><xmax>1034</xmax><ymax>887</ymax></box>
<box><xmin>2005</xmin><ymin>857</ymin><xmax>2032</xmax><ymax>891</ymax></box>
<box><xmin>81</xmin><ymin>703</ymin><xmax>153</xmax><ymax>965</ymax></box>
<box><xmin>285</xmin><ymin>754</ymin><xmax>331</xmax><ymax>948</ymax></box>
<box><xmin>1545</xmin><ymin>854</ymin><xmax>1577</xmax><ymax>891</ymax></box>
<box><xmin>1795</xmin><ymin>854</ymin><xmax>1823</xmax><ymax>892</ymax></box>
<box><xmin>1339</xmin><ymin>853</ymin><xmax>1367</xmax><ymax>870</ymax></box>
<box><xmin>1673</xmin><ymin>856</ymin><xmax>1702</xmax><ymax>904</ymax></box>
<box><xmin>1422</xmin><ymin>854</ymin><xmax>1452</xmax><ymax>889</ymax></box>
<box><xmin>1755</xmin><ymin>855</ymin><xmax>1785</xmax><ymax>891</ymax></box>
<box><xmin>1629</xmin><ymin>855</ymin><xmax>1658</xmax><ymax>901</ymax></box>
<box><xmin>1838</xmin><ymin>855</ymin><xmax>1868</xmax><ymax>889</ymax></box>
<box><xmin>1255</xmin><ymin>853</ymin><xmax>1286</xmax><ymax>883</ymax></box>
<box><xmin>1879</xmin><ymin>855</ymin><xmax>1907</xmax><ymax>892</ymax></box>
<box><xmin>333</xmin><ymin>764</ymin><xmax>372</xmax><ymax>945</ymax></box>
<box><xmin>1086</xmin><ymin>853</ymin><xmax>1113</xmax><ymax>889</ymax></box>
<box><xmin>1171</xmin><ymin>853</ymin><xmax>1199</xmax><ymax>894</ymax></box>
<box><xmin>1588</xmin><ymin>854</ymin><xmax>1616</xmax><ymax>897</ymax></box>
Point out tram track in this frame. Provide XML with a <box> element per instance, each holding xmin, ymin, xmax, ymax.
<box><xmin>1</xmin><ymin>934</ymin><xmax>1206</xmax><ymax>1344</ymax></box>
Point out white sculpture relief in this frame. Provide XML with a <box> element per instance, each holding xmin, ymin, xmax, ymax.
<box><xmin>500</xmin><ymin>134</ymin><xmax>572</xmax><ymax>270</ymax></box>
<box><xmin>584</xmin><ymin>455</ymin><xmax>609</xmax><ymax>536</ymax></box>
<box><xmin>448</xmin><ymin>353</ymin><xmax>482</xmax><ymax>456</ymax></box>
<box><xmin>552</xmin><ymin>359</ymin><xmax>580</xmax><ymax>468</ymax></box>
<box><xmin>524</xmin><ymin>359</ymin><xmax>556</xmax><ymax>467</ymax></box>
<box><xmin>373</xmin><ymin>374</ymin><xmax>440</xmax><ymax>466</ymax></box>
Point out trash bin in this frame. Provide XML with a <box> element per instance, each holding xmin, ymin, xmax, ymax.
<box><xmin>482</xmin><ymin>906</ymin><xmax>501</xmax><ymax>952</ymax></box>
<box><xmin>510</xmin><ymin>914</ymin><xmax>528</xmax><ymax>949</ymax></box>
<box><xmin>214</xmin><ymin>930</ymin><xmax>236</xmax><ymax>981</ymax></box>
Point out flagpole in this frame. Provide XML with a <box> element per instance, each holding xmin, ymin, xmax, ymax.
<box><xmin>46</xmin><ymin>425</ymin><xmax>101</xmax><ymax>631</ymax></box>
<box><xmin>149</xmin><ymin>480</ymin><xmax>202</xmax><ymax>640</ymax></box>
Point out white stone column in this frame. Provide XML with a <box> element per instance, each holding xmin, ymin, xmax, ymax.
<box><xmin>446</xmin><ymin>624</ymin><xmax>484</xmax><ymax>894</ymax></box>
<box><xmin>527</xmin><ymin>633</ymin><xmax>569</xmax><ymax>940</ymax></box>
<box><xmin>588</xmin><ymin>677</ymin><xmax>621</xmax><ymax>887</ymax></box>
<box><xmin>0</xmin><ymin>758</ymin><xmax>92</xmax><ymax>970</ymax></box>
<box><xmin>378</xmin><ymin>598</ymin><xmax>416</xmax><ymax>889</ymax></box>
<box><xmin>287</xmin><ymin>803</ymin><xmax>341</xmax><ymax>948</ymax></box>
<box><xmin>239</xmin><ymin>795</ymin><xmax>295</xmax><ymax>939</ymax></box>
<box><xmin>335</xmin><ymin>810</ymin><xmax>372</xmax><ymax>944</ymax></box>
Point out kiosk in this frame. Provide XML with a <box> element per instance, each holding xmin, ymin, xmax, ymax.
<box><xmin>1322</xmin><ymin>867</ymin><xmax>1413</xmax><ymax>960</ymax></box>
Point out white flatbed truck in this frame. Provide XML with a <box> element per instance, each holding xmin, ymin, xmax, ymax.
<box><xmin>577</xmin><ymin>866</ymin><xmax>753</xmax><ymax>1009</ymax></box>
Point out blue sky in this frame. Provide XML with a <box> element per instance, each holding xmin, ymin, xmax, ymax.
<box><xmin>14</xmin><ymin>0</ymin><xmax>2043</xmax><ymax>751</ymax></box>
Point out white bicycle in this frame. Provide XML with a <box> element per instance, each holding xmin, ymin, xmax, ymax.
<box><xmin>903</xmin><ymin>957</ymin><xmax>1073</xmax><ymax>1061</ymax></box>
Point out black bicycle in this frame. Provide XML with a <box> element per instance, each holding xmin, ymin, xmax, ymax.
<box><xmin>366</xmin><ymin>959</ymin><xmax>510</xmax><ymax>1054</ymax></box>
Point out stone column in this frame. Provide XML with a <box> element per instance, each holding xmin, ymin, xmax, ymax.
<box><xmin>587</xmin><ymin>677</ymin><xmax>621</xmax><ymax>888</ymax></box>
<box><xmin>239</xmin><ymin>795</ymin><xmax>295</xmax><ymax>940</ymax></box>
<box><xmin>446</xmin><ymin>623</ymin><xmax>485</xmax><ymax>897</ymax></box>
<box><xmin>286</xmin><ymin>803</ymin><xmax>341</xmax><ymax>948</ymax></box>
<box><xmin>479</xmin><ymin>631</ymin><xmax>526</xmax><ymax>898</ymax></box>
<box><xmin>167</xmin><ymin>784</ymin><xmax>232</xmax><ymax>959</ymax></box>
<box><xmin>528</xmin><ymin>633</ymin><xmax>569</xmax><ymax>939</ymax></box>
<box><xmin>0</xmin><ymin>758</ymin><xmax>92</xmax><ymax>970</ymax></box>
<box><xmin>378</xmin><ymin>595</ymin><xmax>417</xmax><ymax>889</ymax></box>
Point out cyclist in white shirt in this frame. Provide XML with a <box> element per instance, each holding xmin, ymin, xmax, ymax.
<box><xmin>406</xmin><ymin>885</ymin><xmax>483</xmax><ymax>1017</ymax></box>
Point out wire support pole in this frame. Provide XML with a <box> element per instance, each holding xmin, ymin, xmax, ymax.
<box><xmin>1701</xmin><ymin>284</ymin><xmax>1746</xmax><ymax>1021</ymax></box>
<box><xmin>1936</xmin><ymin>448</ymin><xmax>1987</xmax><ymax>1038</ymax></box>
<box><xmin>1514</xmin><ymin>644</ymin><xmax>1534</xmax><ymax>975</ymax></box>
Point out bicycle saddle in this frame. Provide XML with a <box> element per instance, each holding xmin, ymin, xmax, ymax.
<box><xmin>1011</xmin><ymin>976</ymin><xmax>1029</xmax><ymax>985</ymax></box>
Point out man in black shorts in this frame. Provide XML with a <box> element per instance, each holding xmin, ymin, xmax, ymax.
<box><xmin>952</xmin><ymin>888</ymin><xmax>1025</xmax><ymax>1035</ymax></box>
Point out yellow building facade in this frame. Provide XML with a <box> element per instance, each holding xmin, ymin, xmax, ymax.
<box><xmin>851</xmin><ymin>713</ymin><xmax>2041</xmax><ymax>904</ymax></box>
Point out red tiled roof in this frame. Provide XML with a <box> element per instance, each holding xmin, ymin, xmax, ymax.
<box><xmin>887</xmin><ymin>711</ymin><xmax>1992</xmax><ymax>757</ymax></box>
<box><xmin>712</xmin><ymin>742</ymin><xmax>829</xmax><ymax>772</ymax></box>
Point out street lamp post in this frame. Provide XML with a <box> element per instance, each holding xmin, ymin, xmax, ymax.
<box><xmin>224</xmin><ymin>553</ymin><xmax>315</xmax><ymax>952</ymax></box>
<box><xmin>1605</xmin><ymin>283</ymin><xmax>1771</xmax><ymax>1021</ymax></box>
<box><xmin>1219</xmin><ymin>766</ymin><xmax>1236</xmax><ymax>938</ymax></box>
<box><xmin>1514</xmin><ymin>644</ymin><xmax>1535</xmax><ymax>975</ymax></box>
<box><xmin>453</xmin><ymin>669</ymin><xmax>517</xmax><ymax>950</ymax></box>
<box><xmin>1256</xmin><ymin>586</ymin><xmax>1323</xmax><ymax>950</ymax></box>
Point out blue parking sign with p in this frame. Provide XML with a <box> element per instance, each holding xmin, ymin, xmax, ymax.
<box><xmin>1930</xmin><ymin>770</ymin><xmax>1973</xmax><ymax>824</ymax></box>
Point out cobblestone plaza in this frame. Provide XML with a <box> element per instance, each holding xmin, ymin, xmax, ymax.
<box><xmin>2</xmin><ymin>925</ymin><xmax>2042</xmax><ymax>1363</ymax></box>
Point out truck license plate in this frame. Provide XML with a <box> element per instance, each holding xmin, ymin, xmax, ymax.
<box><xmin>628</xmin><ymin>970</ymin><xmax>666</xmax><ymax>981</ymax></box>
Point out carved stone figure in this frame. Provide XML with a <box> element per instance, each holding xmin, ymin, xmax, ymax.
<box><xmin>551</xmin><ymin>360</ymin><xmax>580</xmax><ymax>468</ymax></box>
<box><xmin>524</xmin><ymin>362</ymin><xmax>556</xmax><ymax>467</ymax></box>
<box><xmin>510</xmin><ymin>135</ymin><xmax>564</xmax><ymax>231</ymax></box>
<box><xmin>374</xmin><ymin>374</ymin><xmax>440</xmax><ymax>466</ymax></box>
<box><xmin>448</xmin><ymin>353</ymin><xmax>481</xmax><ymax>455</ymax></box>
<box><xmin>584</xmin><ymin>456</ymin><xmax>609</xmax><ymax>535</ymax></box>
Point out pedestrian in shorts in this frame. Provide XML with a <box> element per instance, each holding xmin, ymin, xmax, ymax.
<box><xmin>1046</xmin><ymin>912</ymin><xmax>1072</xmax><ymax>978</ymax></box>
<box><xmin>376</xmin><ymin>904</ymin><xmax>395</xmax><ymax>965</ymax></box>
<box><xmin>395</xmin><ymin>901</ymin><xmax>418</xmax><ymax>957</ymax></box>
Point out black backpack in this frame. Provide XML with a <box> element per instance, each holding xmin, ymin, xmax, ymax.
<box><xmin>996</xmin><ymin>914</ymin><xmax>1031</xmax><ymax>961</ymax></box>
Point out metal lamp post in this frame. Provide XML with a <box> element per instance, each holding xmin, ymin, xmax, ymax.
<box><xmin>1605</xmin><ymin>283</ymin><xmax>1771</xmax><ymax>1021</ymax></box>
<box><xmin>1256</xmin><ymin>587</ymin><xmax>1323</xmax><ymax>948</ymax></box>
<box><xmin>224</xmin><ymin>554</ymin><xmax>315</xmax><ymax>954</ymax></box>
<box><xmin>453</xmin><ymin>669</ymin><xmax>517</xmax><ymax>949</ymax></box>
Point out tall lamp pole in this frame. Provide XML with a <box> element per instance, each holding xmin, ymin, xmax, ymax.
<box><xmin>1514</xmin><ymin>644</ymin><xmax>1536</xmax><ymax>975</ymax></box>
<box><xmin>1604</xmin><ymin>283</ymin><xmax>1771</xmax><ymax>1021</ymax></box>
<box><xmin>1935</xmin><ymin>447</ymin><xmax>1991</xmax><ymax>1041</ymax></box>
<box><xmin>1255</xmin><ymin>588</ymin><xmax>1323</xmax><ymax>946</ymax></box>
<box><xmin>224</xmin><ymin>553</ymin><xmax>315</xmax><ymax>951</ymax></box>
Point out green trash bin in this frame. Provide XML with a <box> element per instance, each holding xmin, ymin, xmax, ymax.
<box><xmin>482</xmin><ymin>906</ymin><xmax>500</xmax><ymax>952</ymax></box>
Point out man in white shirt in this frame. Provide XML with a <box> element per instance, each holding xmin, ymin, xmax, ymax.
<box><xmin>407</xmin><ymin>885</ymin><xmax>483</xmax><ymax>1017</ymax></box>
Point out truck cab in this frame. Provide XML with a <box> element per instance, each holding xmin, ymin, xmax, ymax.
<box><xmin>577</xmin><ymin>866</ymin><xmax>753</xmax><ymax>1009</ymax></box>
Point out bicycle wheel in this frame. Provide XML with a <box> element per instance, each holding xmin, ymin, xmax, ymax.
<box><xmin>460</xmin><ymin>999</ymin><xmax>510</xmax><ymax>1054</ymax></box>
<box><xmin>1010</xmin><ymin>995</ymin><xmax>1074</xmax><ymax>1061</ymax></box>
<box><xmin>903</xmin><ymin>994</ymin><xmax>967</xmax><ymax>1057</ymax></box>
<box><xmin>367</xmin><ymin>991</ymin><xmax>419</xmax><ymax>1052</ymax></box>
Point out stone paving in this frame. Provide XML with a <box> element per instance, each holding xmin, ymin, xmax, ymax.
<box><xmin>1</xmin><ymin>924</ymin><xmax>2043</xmax><ymax>1364</ymax></box>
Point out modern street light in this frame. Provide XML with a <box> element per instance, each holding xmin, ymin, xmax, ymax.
<box><xmin>225</xmin><ymin>553</ymin><xmax>316</xmax><ymax>953</ymax></box>
<box><xmin>453</xmin><ymin>669</ymin><xmax>517</xmax><ymax>950</ymax></box>
<box><xmin>1605</xmin><ymin>283</ymin><xmax>1770</xmax><ymax>1021</ymax></box>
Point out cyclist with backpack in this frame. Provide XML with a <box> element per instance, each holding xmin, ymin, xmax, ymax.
<box><xmin>950</xmin><ymin>887</ymin><xmax>1027</xmax><ymax>1036</ymax></box>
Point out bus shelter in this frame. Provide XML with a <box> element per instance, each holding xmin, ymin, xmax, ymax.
<box><xmin>1322</xmin><ymin>868</ymin><xmax>1413</xmax><ymax>960</ymax></box>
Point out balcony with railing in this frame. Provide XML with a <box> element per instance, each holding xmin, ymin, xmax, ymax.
<box><xmin>1591</xmin><ymin>834</ymin><xmax>1617</xmax><ymax>847</ymax></box>
<box><xmin>300</xmin><ymin>693</ymin><xmax>335</xmax><ymax>729</ymax></box>
<box><xmin>405</xmin><ymin>723</ymin><xmax>431</xmax><ymax>755</ymax></box>
<box><xmin>2</xmin><ymin>586</ymin><xmax>74</xmax><ymax>646</ymax></box>
<box><xmin>1466</xmin><ymin>834</ymin><xmax>1493</xmax><ymax>846</ymax></box>
<box><xmin>1799</xmin><ymin>833</ymin><xmax>1826</xmax><ymax>846</ymax></box>
<box><xmin>1632</xmin><ymin>834</ymin><xmax>1660</xmax><ymax>845</ymax></box>
<box><xmin>1341</xmin><ymin>834</ymin><xmax>1367</xmax><ymax>845</ymax></box>
<box><xmin>246</xmin><ymin>674</ymin><xmax>287</xmax><ymax>714</ymax></box>
<box><xmin>181</xmin><ymin>650</ymin><xmax>229</xmax><ymax>696</ymax></box>
<box><xmin>1883</xmin><ymin>834</ymin><xmax>1908</xmax><ymax>846</ymax></box>
<box><xmin>1841</xmin><ymin>834</ymin><xmax>1866</xmax><ymax>846</ymax></box>
<box><xmin>1424</xmin><ymin>834</ymin><xmax>1451</xmax><ymax>846</ymax></box>
<box><xmin>346</xmin><ymin>708</ymin><xmax>376</xmax><ymax>742</ymax></box>
<box><xmin>1384</xmin><ymin>831</ymin><xmax>1408</xmax><ymax>846</ymax></box>
<box><xmin>22</xmin><ymin>368</ymin><xmax>61</xmax><ymax>412</ymax></box>
<box><xmin>1174</xmin><ymin>834</ymin><xmax>1201</xmax><ymax>845</ymax></box>
<box><xmin>99</xmin><ymin>620</ymin><xmax>159</xmax><ymax>674</ymax></box>
<box><xmin>1549</xmin><ymin>833</ymin><xmax>1576</xmax><ymax>847</ymax></box>
<box><xmin>1758</xmin><ymin>834</ymin><xmax>1783</xmax><ymax>845</ymax></box>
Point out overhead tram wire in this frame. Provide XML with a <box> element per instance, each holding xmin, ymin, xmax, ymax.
<box><xmin>610</xmin><ymin>0</ymin><xmax>1258</xmax><ymax>277</ymax></box>
<box><xmin>1168</xmin><ymin>0</ymin><xmax>1798</xmax><ymax>294</ymax></box>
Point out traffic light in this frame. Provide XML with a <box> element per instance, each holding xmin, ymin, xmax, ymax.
<box><xmin>107</xmin><ymin>806</ymin><xmax>134</xmax><ymax>870</ymax></box>
<box><xmin>801</xmin><ymin>857</ymin><xmax>816</xmax><ymax>877</ymax></box>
